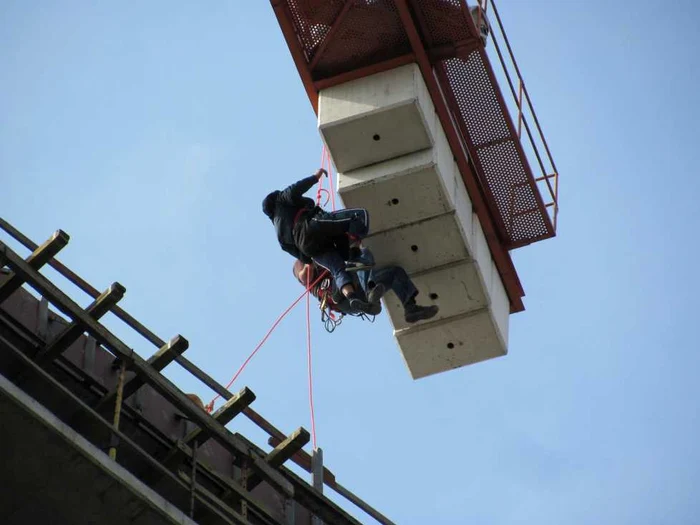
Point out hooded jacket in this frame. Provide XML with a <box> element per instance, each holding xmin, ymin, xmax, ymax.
<box><xmin>263</xmin><ymin>175</ymin><xmax>319</xmax><ymax>263</ymax></box>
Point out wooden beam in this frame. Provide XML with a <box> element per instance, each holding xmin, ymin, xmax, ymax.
<box><xmin>268</xmin><ymin>435</ymin><xmax>337</xmax><ymax>487</ymax></box>
<box><xmin>0</xmin><ymin>239</ymin><xmax>295</xmax><ymax>500</ymax></box>
<box><xmin>236</xmin><ymin>432</ymin><xmax>362</xmax><ymax>525</ymax></box>
<box><xmin>267</xmin><ymin>427</ymin><xmax>310</xmax><ymax>468</ymax></box>
<box><xmin>183</xmin><ymin>387</ymin><xmax>256</xmax><ymax>446</ymax></box>
<box><xmin>248</xmin><ymin>427</ymin><xmax>310</xmax><ymax>491</ymax></box>
<box><xmin>0</xmin><ymin>230</ymin><xmax>69</xmax><ymax>303</ymax></box>
<box><xmin>95</xmin><ymin>335</ymin><xmax>189</xmax><ymax>412</ymax></box>
<box><xmin>35</xmin><ymin>282</ymin><xmax>126</xmax><ymax>365</ymax></box>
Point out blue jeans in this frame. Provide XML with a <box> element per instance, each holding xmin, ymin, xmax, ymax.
<box><xmin>320</xmin><ymin>248</ymin><xmax>418</xmax><ymax>306</ymax></box>
<box><xmin>355</xmin><ymin>248</ymin><xmax>417</xmax><ymax>306</ymax></box>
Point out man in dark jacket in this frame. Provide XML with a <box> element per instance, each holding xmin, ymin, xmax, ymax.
<box><xmin>262</xmin><ymin>169</ymin><xmax>373</xmax><ymax>313</ymax></box>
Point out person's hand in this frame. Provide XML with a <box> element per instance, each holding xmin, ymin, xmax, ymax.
<box><xmin>314</xmin><ymin>168</ymin><xmax>328</xmax><ymax>179</ymax></box>
<box><xmin>299</xmin><ymin>263</ymin><xmax>314</xmax><ymax>284</ymax></box>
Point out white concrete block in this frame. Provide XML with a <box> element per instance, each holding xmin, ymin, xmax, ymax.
<box><xmin>338</xmin><ymin>126</ymin><xmax>462</xmax><ymax>234</ymax></box>
<box><xmin>363</xmin><ymin>211</ymin><xmax>472</xmax><ymax>275</ymax></box>
<box><xmin>471</xmin><ymin>212</ymin><xmax>491</xmax><ymax>281</ymax></box>
<box><xmin>382</xmin><ymin>261</ymin><xmax>487</xmax><ymax>331</ymax></box>
<box><xmin>318</xmin><ymin>64</ymin><xmax>435</xmax><ymax>172</ymax></box>
<box><xmin>489</xmin><ymin>260</ymin><xmax>510</xmax><ymax>346</ymax></box>
<box><xmin>394</xmin><ymin>309</ymin><xmax>507</xmax><ymax>380</ymax></box>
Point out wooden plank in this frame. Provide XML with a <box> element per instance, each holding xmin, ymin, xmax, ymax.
<box><xmin>236</xmin><ymin>432</ymin><xmax>362</xmax><ymax>525</ymax></box>
<box><xmin>0</xmin><ymin>230</ymin><xmax>69</xmax><ymax>303</ymax></box>
<box><xmin>95</xmin><ymin>335</ymin><xmax>189</xmax><ymax>412</ymax></box>
<box><xmin>248</xmin><ymin>427</ymin><xmax>310</xmax><ymax>491</ymax></box>
<box><xmin>184</xmin><ymin>387</ymin><xmax>255</xmax><ymax>446</ymax></box>
<box><xmin>0</xmin><ymin>239</ymin><xmax>295</xmax><ymax>500</ymax></box>
<box><xmin>268</xmin><ymin>435</ymin><xmax>337</xmax><ymax>488</ymax></box>
<box><xmin>267</xmin><ymin>428</ymin><xmax>311</xmax><ymax>468</ymax></box>
<box><xmin>35</xmin><ymin>282</ymin><xmax>125</xmax><ymax>365</ymax></box>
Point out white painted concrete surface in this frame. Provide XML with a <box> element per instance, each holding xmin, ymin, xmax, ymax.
<box><xmin>319</xmin><ymin>64</ymin><xmax>514</xmax><ymax>379</ymax></box>
<box><xmin>319</xmin><ymin>64</ymin><xmax>435</xmax><ymax>172</ymax></box>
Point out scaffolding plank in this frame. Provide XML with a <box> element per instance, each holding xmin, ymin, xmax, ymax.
<box><xmin>0</xmin><ymin>240</ymin><xmax>298</xmax><ymax>501</ymax></box>
<box><xmin>0</xmin><ymin>230</ymin><xmax>69</xmax><ymax>303</ymax></box>
<box><xmin>95</xmin><ymin>335</ymin><xmax>189</xmax><ymax>412</ymax></box>
<box><xmin>184</xmin><ymin>387</ymin><xmax>255</xmax><ymax>446</ymax></box>
<box><xmin>35</xmin><ymin>282</ymin><xmax>125</xmax><ymax>365</ymax></box>
<box><xmin>248</xmin><ymin>427</ymin><xmax>310</xmax><ymax>491</ymax></box>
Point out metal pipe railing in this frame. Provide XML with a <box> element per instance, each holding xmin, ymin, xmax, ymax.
<box><xmin>476</xmin><ymin>0</ymin><xmax>559</xmax><ymax>228</ymax></box>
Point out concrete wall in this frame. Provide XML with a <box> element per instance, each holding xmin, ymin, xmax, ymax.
<box><xmin>319</xmin><ymin>63</ymin><xmax>510</xmax><ymax>379</ymax></box>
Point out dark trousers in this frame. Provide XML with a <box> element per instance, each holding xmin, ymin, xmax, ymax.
<box><xmin>308</xmin><ymin>208</ymin><xmax>370</xmax><ymax>290</ymax></box>
<box><xmin>356</xmin><ymin>248</ymin><xmax>417</xmax><ymax>306</ymax></box>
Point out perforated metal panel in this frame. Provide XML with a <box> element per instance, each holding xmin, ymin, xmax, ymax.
<box><xmin>287</xmin><ymin>0</ymin><xmax>345</xmax><ymax>57</ymax></box>
<box><xmin>442</xmin><ymin>54</ymin><xmax>551</xmax><ymax>245</ymax></box>
<box><xmin>415</xmin><ymin>0</ymin><xmax>472</xmax><ymax>45</ymax></box>
<box><xmin>314</xmin><ymin>1</ymin><xmax>410</xmax><ymax>77</ymax></box>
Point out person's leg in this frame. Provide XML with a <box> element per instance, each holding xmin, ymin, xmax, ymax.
<box><xmin>370</xmin><ymin>265</ymin><xmax>438</xmax><ymax>323</ymax></box>
<box><xmin>369</xmin><ymin>265</ymin><xmax>417</xmax><ymax>305</ymax></box>
<box><xmin>313</xmin><ymin>251</ymin><xmax>372</xmax><ymax>314</ymax></box>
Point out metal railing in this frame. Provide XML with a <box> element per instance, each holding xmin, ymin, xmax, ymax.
<box><xmin>475</xmin><ymin>0</ymin><xmax>560</xmax><ymax>231</ymax></box>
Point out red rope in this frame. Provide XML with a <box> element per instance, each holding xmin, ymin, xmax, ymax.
<box><xmin>322</xmin><ymin>146</ymin><xmax>337</xmax><ymax>211</ymax></box>
<box><xmin>206</xmin><ymin>270</ymin><xmax>327</xmax><ymax>412</ymax></box>
<box><xmin>306</xmin><ymin>271</ymin><xmax>318</xmax><ymax>449</ymax></box>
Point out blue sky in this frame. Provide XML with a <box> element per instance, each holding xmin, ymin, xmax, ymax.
<box><xmin>2</xmin><ymin>1</ymin><xmax>700</xmax><ymax>523</ymax></box>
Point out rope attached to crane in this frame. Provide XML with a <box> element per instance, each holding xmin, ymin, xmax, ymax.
<box><xmin>206</xmin><ymin>147</ymin><xmax>336</xmax><ymax>450</ymax></box>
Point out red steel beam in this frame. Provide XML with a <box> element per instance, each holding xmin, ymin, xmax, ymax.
<box><xmin>271</xmin><ymin>0</ymin><xmax>319</xmax><ymax>112</ymax></box>
<box><xmin>314</xmin><ymin>54</ymin><xmax>416</xmax><ymax>91</ymax></box>
<box><xmin>394</xmin><ymin>0</ymin><xmax>524</xmax><ymax>311</ymax></box>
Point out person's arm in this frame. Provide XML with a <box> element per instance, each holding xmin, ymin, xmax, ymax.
<box><xmin>279</xmin><ymin>169</ymin><xmax>327</xmax><ymax>204</ymax></box>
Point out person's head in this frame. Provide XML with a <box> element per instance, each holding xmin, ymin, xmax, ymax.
<box><xmin>262</xmin><ymin>191</ymin><xmax>281</xmax><ymax>220</ymax></box>
<box><xmin>293</xmin><ymin>259</ymin><xmax>313</xmax><ymax>285</ymax></box>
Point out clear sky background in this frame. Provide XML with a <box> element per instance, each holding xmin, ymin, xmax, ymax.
<box><xmin>2</xmin><ymin>1</ymin><xmax>699</xmax><ymax>524</ymax></box>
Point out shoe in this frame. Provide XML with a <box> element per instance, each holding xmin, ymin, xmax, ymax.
<box><xmin>368</xmin><ymin>302</ymin><xmax>382</xmax><ymax>316</ymax></box>
<box><xmin>404</xmin><ymin>304</ymin><xmax>439</xmax><ymax>324</ymax></box>
<box><xmin>348</xmin><ymin>296</ymin><xmax>373</xmax><ymax>314</ymax></box>
<box><xmin>367</xmin><ymin>283</ymin><xmax>386</xmax><ymax>305</ymax></box>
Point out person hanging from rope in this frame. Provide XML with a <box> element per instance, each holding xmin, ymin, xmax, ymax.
<box><xmin>262</xmin><ymin>168</ymin><xmax>375</xmax><ymax>314</ymax></box>
<box><xmin>293</xmin><ymin>246</ymin><xmax>439</xmax><ymax>324</ymax></box>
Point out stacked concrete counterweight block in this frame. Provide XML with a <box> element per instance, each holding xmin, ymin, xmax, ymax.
<box><xmin>319</xmin><ymin>64</ymin><xmax>510</xmax><ymax>379</ymax></box>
